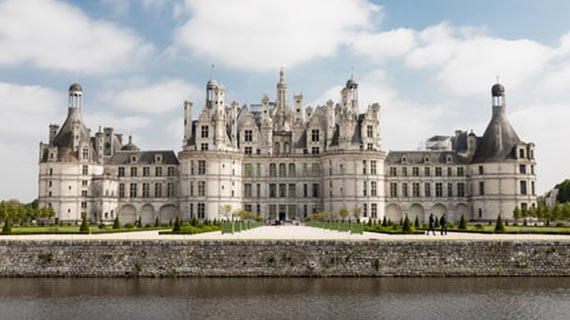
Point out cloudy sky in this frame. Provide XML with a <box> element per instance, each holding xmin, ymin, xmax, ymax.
<box><xmin>1</xmin><ymin>0</ymin><xmax>570</xmax><ymax>202</ymax></box>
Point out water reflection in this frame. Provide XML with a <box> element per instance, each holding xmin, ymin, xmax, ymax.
<box><xmin>0</xmin><ymin>278</ymin><xmax>569</xmax><ymax>320</ymax></box>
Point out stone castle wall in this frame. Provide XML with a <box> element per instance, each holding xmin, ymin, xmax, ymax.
<box><xmin>0</xmin><ymin>240</ymin><xmax>569</xmax><ymax>277</ymax></box>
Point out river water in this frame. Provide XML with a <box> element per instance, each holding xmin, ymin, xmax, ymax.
<box><xmin>0</xmin><ymin>278</ymin><xmax>569</xmax><ymax>320</ymax></box>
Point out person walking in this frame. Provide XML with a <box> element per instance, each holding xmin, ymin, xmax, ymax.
<box><xmin>427</xmin><ymin>214</ymin><xmax>436</xmax><ymax>235</ymax></box>
<box><xmin>440</xmin><ymin>214</ymin><xmax>448</xmax><ymax>235</ymax></box>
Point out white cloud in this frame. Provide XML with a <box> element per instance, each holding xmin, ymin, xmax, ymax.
<box><xmin>351</xmin><ymin>28</ymin><xmax>416</xmax><ymax>62</ymax></box>
<box><xmin>172</xmin><ymin>0</ymin><xmax>381</xmax><ymax>71</ymax></box>
<box><xmin>99</xmin><ymin>79</ymin><xmax>202</xmax><ymax>114</ymax></box>
<box><xmin>0</xmin><ymin>0</ymin><xmax>153</xmax><ymax>74</ymax></box>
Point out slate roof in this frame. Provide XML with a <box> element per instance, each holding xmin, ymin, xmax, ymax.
<box><xmin>106</xmin><ymin>150</ymin><xmax>179</xmax><ymax>165</ymax></box>
<box><xmin>385</xmin><ymin>151</ymin><xmax>469</xmax><ymax>165</ymax></box>
<box><xmin>471</xmin><ymin>107</ymin><xmax>521</xmax><ymax>163</ymax></box>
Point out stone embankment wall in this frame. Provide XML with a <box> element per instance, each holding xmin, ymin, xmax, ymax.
<box><xmin>0</xmin><ymin>240</ymin><xmax>569</xmax><ymax>277</ymax></box>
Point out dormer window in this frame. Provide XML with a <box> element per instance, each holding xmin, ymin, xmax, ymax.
<box><xmin>131</xmin><ymin>155</ymin><xmax>137</xmax><ymax>163</ymax></box>
<box><xmin>244</xmin><ymin>130</ymin><xmax>253</xmax><ymax>142</ymax></box>
<box><xmin>311</xmin><ymin>129</ymin><xmax>319</xmax><ymax>142</ymax></box>
<box><xmin>519</xmin><ymin>148</ymin><xmax>525</xmax><ymax>159</ymax></box>
<box><xmin>401</xmin><ymin>156</ymin><xmax>407</xmax><ymax>163</ymax></box>
<box><xmin>154</xmin><ymin>154</ymin><xmax>162</xmax><ymax>164</ymax></box>
<box><xmin>201</xmin><ymin>125</ymin><xmax>209</xmax><ymax>138</ymax></box>
<box><xmin>447</xmin><ymin>156</ymin><xmax>452</xmax><ymax>164</ymax></box>
<box><xmin>424</xmin><ymin>156</ymin><xmax>430</xmax><ymax>163</ymax></box>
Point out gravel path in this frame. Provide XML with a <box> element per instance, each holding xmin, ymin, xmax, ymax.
<box><xmin>1</xmin><ymin>225</ymin><xmax>570</xmax><ymax>241</ymax></box>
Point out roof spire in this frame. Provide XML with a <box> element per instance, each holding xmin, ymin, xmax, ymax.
<box><xmin>210</xmin><ymin>64</ymin><xmax>215</xmax><ymax>80</ymax></box>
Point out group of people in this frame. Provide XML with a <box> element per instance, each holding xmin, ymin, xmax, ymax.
<box><xmin>426</xmin><ymin>213</ymin><xmax>447</xmax><ymax>236</ymax></box>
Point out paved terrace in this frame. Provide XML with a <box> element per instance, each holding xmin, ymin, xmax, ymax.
<box><xmin>1</xmin><ymin>225</ymin><xmax>570</xmax><ymax>241</ymax></box>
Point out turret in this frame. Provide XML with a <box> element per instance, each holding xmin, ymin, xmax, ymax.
<box><xmin>326</xmin><ymin>99</ymin><xmax>335</xmax><ymax>147</ymax></box>
<box><xmin>294</xmin><ymin>92</ymin><xmax>303</xmax><ymax>122</ymax></box>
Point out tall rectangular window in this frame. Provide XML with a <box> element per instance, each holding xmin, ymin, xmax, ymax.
<box><xmin>155</xmin><ymin>183</ymin><xmax>162</xmax><ymax>198</ymax></box>
<box><xmin>269</xmin><ymin>184</ymin><xmax>276</xmax><ymax>198</ymax></box>
<box><xmin>479</xmin><ymin>181</ymin><xmax>485</xmax><ymax>195</ymax></box>
<box><xmin>478</xmin><ymin>165</ymin><xmax>484</xmax><ymax>175</ymax></box>
<box><xmin>118</xmin><ymin>167</ymin><xmax>125</xmax><ymax>177</ymax></box>
<box><xmin>371</xmin><ymin>181</ymin><xmax>378</xmax><ymax>196</ymax></box>
<box><xmin>312</xmin><ymin>163</ymin><xmax>320</xmax><ymax>176</ymax></box>
<box><xmin>244</xmin><ymin>183</ymin><xmax>252</xmax><ymax>198</ymax></box>
<box><xmin>244</xmin><ymin>163</ymin><xmax>253</xmax><ymax>177</ymax></box>
<box><xmin>129</xmin><ymin>183</ymin><xmax>137</xmax><ymax>198</ymax></box>
<box><xmin>312</xmin><ymin>183</ymin><xmax>320</xmax><ymax>197</ymax></box>
<box><xmin>413</xmin><ymin>183</ymin><xmax>420</xmax><ymax>197</ymax></box>
<box><xmin>82</xmin><ymin>165</ymin><xmax>88</xmax><ymax>175</ymax></box>
<box><xmin>402</xmin><ymin>167</ymin><xmax>408</xmax><ymax>177</ymax></box>
<box><xmin>363</xmin><ymin>181</ymin><xmax>367</xmax><ymax>196</ymax></box>
<box><xmin>457</xmin><ymin>167</ymin><xmax>464</xmax><ymax>177</ymax></box>
<box><xmin>130</xmin><ymin>167</ymin><xmax>137</xmax><ymax>177</ymax></box>
<box><xmin>531</xmin><ymin>181</ymin><xmax>535</xmax><ymax>195</ymax></box>
<box><xmin>289</xmin><ymin>184</ymin><xmax>296</xmax><ymax>198</ymax></box>
<box><xmin>142</xmin><ymin>183</ymin><xmax>150</xmax><ymax>198</ymax></box>
<box><xmin>371</xmin><ymin>203</ymin><xmax>377</xmax><ymax>219</ymax></box>
<box><xmin>201</xmin><ymin>143</ymin><xmax>208</xmax><ymax>151</ymax></box>
<box><xmin>425</xmin><ymin>183</ymin><xmax>431</xmax><ymax>197</ymax></box>
<box><xmin>198</xmin><ymin>181</ymin><xmax>206</xmax><ymax>197</ymax></box>
<box><xmin>362</xmin><ymin>160</ymin><xmax>367</xmax><ymax>174</ymax></box>
<box><xmin>389</xmin><ymin>182</ymin><xmax>397</xmax><ymax>198</ymax></box>
<box><xmin>167</xmin><ymin>167</ymin><xmax>175</xmax><ymax>176</ymax></box>
<box><xmin>190</xmin><ymin>181</ymin><xmax>194</xmax><ymax>196</ymax></box>
<box><xmin>311</xmin><ymin>147</ymin><xmax>319</xmax><ymax>154</ymax></box>
<box><xmin>402</xmin><ymin>183</ymin><xmax>408</xmax><ymax>198</ymax></box>
<box><xmin>201</xmin><ymin>125</ymin><xmax>209</xmax><ymax>138</ymax></box>
<box><xmin>457</xmin><ymin>183</ymin><xmax>465</xmax><ymax>197</ymax></box>
<box><xmin>367</xmin><ymin>125</ymin><xmax>373</xmax><ymax>138</ymax></box>
<box><xmin>519</xmin><ymin>164</ymin><xmax>527</xmax><ymax>174</ymax></box>
<box><xmin>311</xmin><ymin>129</ymin><xmax>319</xmax><ymax>142</ymax></box>
<box><xmin>279</xmin><ymin>184</ymin><xmax>286</xmax><ymax>197</ymax></box>
<box><xmin>447</xmin><ymin>183</ymin><xmax>453</xmax><ymax>197</ymax></box>
<box><xmin>198</xmin><ymin>203</ymin><xmax>205</xmax><ymax>219</ymax></box>
<box><xmin>256</xmin><ymin>183</ymin><xmax>261</xmax><ymax>198</ymax></box>
<box><xmin>424</xmin><ymin>167</ymin><xmax>430</xmax><ymax>177</ymax></box>
<box><xmin>256</xmin><ymin>163</ymin><xmax>262</xmax><ymax>177</ymax></box>
<box><xmin>435</xmin><ymin>183</ymin><xmax>443</xmax><ymax>197</ymax></box>
<box><xmin>82</xmin><ymin>148</ymin><xmax>89</xmax><ymax>159</ymax></box>
<box><xmin>447</xmin><ymin>167</ymin><xmax>452</xmax><ymax>177</ymax></box>
<box><xmin>143</xmin><ymin>167</ymin><xmax>150</xmax><ymax>177</ymax></box>
<box><xmin>435</xmin><ymin>167</ymin><xmax>442</xmax><ymax>177</ymax></box>
<box><xmin>198</xmin><ymin>160</ymin><xmax>206</xmax><ymax>175</ymax></box>
<box><xmin>303</xmin><ymin>184</ymin><xmax>308</xmax><ymax>198</ymax></box>
<box><xmin>520</xmin><ymin>181</ymin><xmax>527</xmax><ymax>195</ymax></box>
<box><xmin>244</xmin><ymin>130</ymin><xmax>253</xmax><ymax>142</ymax></box>
<box><xmin>412</xmin><ymin>167</ymin><xmax>419</xmax><ymax>177</ymax></box>
<box><xmin>363</xmin><ymin>203</ymin><xmax>367</xmax><ymax>218</ymax></box>
<box><xmin>119</xmin><ymin>183</ymin><xmax>125</xmax><ymax>198</ymax></box>
<box><xmin>389</xmin><ymin>167</ymin><xmax>396</xmax><ymax>176</ymax></box>
<box><xmin>279</xmin><ymin>163</ymin><xmax>287</xmax><ymax>177</ymax></box>
<box><xmin>269</xmin><ymin>163</ymin><xmax>277</xmax><ymax>177</ymax></box>
<box><xmin>156</xmin><ymin>167</ymin><xmax>162</xmax><ymax>177</ymax></box>
<box><xmin>167</xmin><ymin>182</ymin><xmax>175</xmax><ymax>198</ymax></box>
<box><xmin>244</xmin><ymin>147</ymin><xmax>252</xmax><ymax>154</ymax></box>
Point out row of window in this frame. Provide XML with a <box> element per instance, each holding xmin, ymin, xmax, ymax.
<box><xmin>389</xmin><ymin>166</ymin><xmax>465</xmax><ymax>177</ymax></box>
<box><xmin>118</xmin><ymin>166</ymin><xmax>176</xmax><ymax>177</ymax></box>
<box><xmin>118</xmin><ymin>182</ymin><xmax>176</xmax><ymax>198</ymax></box>
<box><xmin>389</xmin><ymin>182</ymin><xmax>467</xmax><ymax>198</ymax></box>
<box><xmin>266</xmin><ymin>183</ymin><xmax>320</xmax><ymax>198</ymax></box>
<box><xmin>189</xmin><ymin>203</ymin><xmax>206</xmax><ymax>219</ymax></box>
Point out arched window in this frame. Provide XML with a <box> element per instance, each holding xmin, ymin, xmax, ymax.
<box><xmin>274</xmin><ymin>142</ymin><xmax>280</xmax><ymax>155</ymax></box>
<box><xmin>269</xmin><ymin>163</ymin><xmax>277</xmax><ymax>177</ymax></box>
<box><xmin>279</xmin><ymin>163</ymin><xmax>287</xmax><ymax>177</ymax></box>
<box><xmin>284</xmin><ymin>142</ymin><xmax>290</xmax><ymax>154</ymax></box>
<box><xmin>288</xmin><ymin>163</ymin><xmax>296</xmax><ymax>177</ymax></box>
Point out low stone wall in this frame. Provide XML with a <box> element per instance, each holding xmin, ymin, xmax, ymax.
<box><xmin>0</xmin><ymin>240</ymin><xmax>569</xmax><ymax>277</ymax></box>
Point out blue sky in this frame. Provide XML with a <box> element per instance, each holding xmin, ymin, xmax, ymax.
<box><xmin>1</xmin><ymin>0</ymin><xmax>570</xmax><ymax>201</ymax></box>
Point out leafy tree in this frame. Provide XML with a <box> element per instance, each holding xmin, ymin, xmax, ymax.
<box><xmin>414</xmin><ymin>216</ymin><xmax>420</xmax><ymax>228</ymax></box>
<box><xmin>528</xmin><ymin>206</ymin><xmax>537</xmax><ymax>219</ymax></box>
<box><xmin>494</xmin><ymin>215</ymin><xmax>505</xmax><ymax>233</ymax></box>
<box><xmin>112</xmin><ymin>216</ymin><xmax>121</xmax><ymax>229</ymax></box>
<box><xmin>220</xmin><ymin>204</ymin><xmax>233</xmax><ymax>221</ymax></box>
<box><xmin>338</xmin><ymin>206</ymin><xmax>350</xmax><ymax>221</ymax></box>
<box><xmin>79</xmin><ymin>213</ymin><xmax>90</xmax><ymax>233</ymax></box>
<box><xmin>399</xmin><ymin>218</ymin><xmax>403</xmax><ymax>226</ymax></box>
<box><xmin>563</xmin><ymin>202</ymin><xmax>570</xmax><ymax>220</ymax></box>
<box><xmin>556</xmin><ymin>179</ymin><xmax>570</xmax><ymax>204</ymax></box>
<box><xmin>173</xmin><ymin>216</ymin><xmax>182</xmax><ymax>232</ymax></box>
<box><xmin>553</xmin><ymin>203</ymin><xmax>562</xmax><ymax>221</ymax></box>
<box><xmin>155</xmin><ymin>216</ymin><xmax>160</xmax><ymax>227</ymax></box>
<box><xmin>513</xmin><ymin>206</ymin><xmax>521</xmax><ymax>222</ymax></box>
<box><xmin>352</xmin><ymin>206</ymin><xmax>361</xmax><ymax>222</ymax></box>
<box><xmin>402</xmin><ymin>216</ymin><xmax>413</xmax><ymax>234</ymax></box>
<box><xmin>458</xmin><ymin>214</ymin><xmax>467</xmax><ymax>230</ymax></box>
<box><xmin>2</xmin><ymin>207</ymin><xmax>11</xmax><ymax>233</ymax></box>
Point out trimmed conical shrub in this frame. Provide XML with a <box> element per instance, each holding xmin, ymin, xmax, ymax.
<box><xmin>173</xmin><ymin>216</ymin><xmax>181</xmax><ymax>232</ymax></box>
<box><xmin>434</xmin><ymin>217</ymin><xmax>440</xmax><ymax>228</ymax></box>
<box><xmin>402</xmin><ymin>216</ymin><xmax>413</xmax><ymax>234</ymax></box>
<box><xmin>459</xmin><ymin>214</ymin><xmax>467</xmax><ymax>230</ymax></box>
<box><xmin>136</xmin><ymin>216</ymin><xmax>142</xmax><ymax>228</ymax></box>
<box><xmin>154</xmin><ymin>216</ymin><xmax>160</xmax><ymax>227</ymax></box>
<box><xmin>494</xmin><ymin>215</ymin><xmax>506</xmax><ymax>233</ymax></box>
<box><xmin>113</xmin><ymin>216</ymin><xmax>121</xmax><ymax>229</ymax></box>
<box><xmin>79</xmin><ymin>214</ymin><xmax>90</xmax><ymax>233</ymax></box>
<box><xmin>2</xmin><ymin>216</ymin><xmax>12</xmax><ymax>234</ymax></box>
<box><xmin>382</xmin><ymin>216</ymin><xmax>388</xmax><ymax>227</ymax></box>
<box><xmin>414</xmin><ymin>216</ymin><xmax>420</xmax><ymax>228</ymax></box>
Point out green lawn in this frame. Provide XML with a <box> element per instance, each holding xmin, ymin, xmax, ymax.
<box><xmin>2</xmin><ymin>225</ymin><xmax>171</xmax><ymax>235</ymax></box>
<box><xmin>419</xmin><ymin>224</ymin><xmax>570</xmax><ymax>234</ymax></box>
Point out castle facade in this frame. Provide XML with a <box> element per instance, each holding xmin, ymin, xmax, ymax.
<box><xmin>38</xmin><ymin>71</ymin><xmax>537</xmax><ymax>224</ymax></box>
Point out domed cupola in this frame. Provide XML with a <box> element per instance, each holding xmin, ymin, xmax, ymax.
<box><xmin>68</xmin><ymin>83</ymin><xmax>83</xmax><ymax>108</ymax></box>
<box><xmin>121</xmin><ymin>135</ymin><xmax>139</xmax><ymax>151</ymax></box>
<box><xmin>491</xmin><ymin>83</ymin><xmax>505</xmax><ymax>97</ymax></box>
